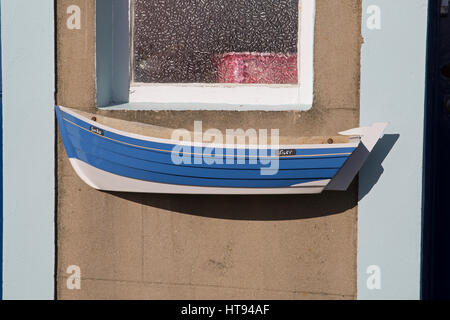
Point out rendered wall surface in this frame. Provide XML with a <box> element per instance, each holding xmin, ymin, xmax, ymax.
<box><xmin>56</xmin><ymin>0</ymin><xmax>361</xmax><ymax>299</ymax></box>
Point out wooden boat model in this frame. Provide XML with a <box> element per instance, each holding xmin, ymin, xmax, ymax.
<box><xmin>55</xmin><ymin>106</ymin><xmax>387</xmax><ymax>195</ymax></box>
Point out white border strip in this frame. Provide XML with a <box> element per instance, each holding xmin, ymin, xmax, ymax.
<box><xmin>298</xmin><ymin>0</ymin><xmax>315</xmax><ymax>107</ymax></box>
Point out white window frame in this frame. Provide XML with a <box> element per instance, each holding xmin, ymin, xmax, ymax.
<box><xmin>128</xmin><ymin>0</ymin><xmax>315</xmax><ymax>110</ymax></box>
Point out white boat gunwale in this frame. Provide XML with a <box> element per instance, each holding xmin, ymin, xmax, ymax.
<box><xmin>59</xmin><ymin>106</ymin><xmax>360</xmax><ymax>150</ymax></box>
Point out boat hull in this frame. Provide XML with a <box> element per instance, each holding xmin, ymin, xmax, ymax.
<box><xmin>56</xmin><ymin>106</ymin><xmax>386</xmax><ymax>194</ymax></box>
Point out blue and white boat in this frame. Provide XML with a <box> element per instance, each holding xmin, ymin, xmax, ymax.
<box><xmin>56</xmin><ymin>106</ymin><xmax>387</xmax><ymax>194</ymax></box>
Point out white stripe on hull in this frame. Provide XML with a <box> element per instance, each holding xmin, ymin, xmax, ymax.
<box><xmin>69</xmin><ymin>158</ymin><xmax>331</xmax><ymax>195</ymax></box>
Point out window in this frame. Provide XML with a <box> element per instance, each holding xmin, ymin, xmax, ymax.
<box><xmin>96</xmin><ymin>0</ymin><xmax>315</xmax><ymax>110</ymax></box>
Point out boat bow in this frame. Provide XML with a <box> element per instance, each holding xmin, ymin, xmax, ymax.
<box><xmin>326</xmin><ymin>122</ymin><xmax>389</xmax><ymax>191</ymax></box>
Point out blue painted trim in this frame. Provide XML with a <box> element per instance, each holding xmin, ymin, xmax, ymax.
<box><xmin>0</xmin><ymin>0</ymin><xmax>2</xmax><ymax>300</ymax></box>
<box><xmin>96</xmin><ymin>0</ymin><xmax>130</xmax><ymax>107</ymax></box>
<box><xmin>421</xmin><ymin>0</ymin><xmax>450</xmax><ymax>299</ymax></box>
<box><xmin>96</xmin><ymin>0</ymin><xmax>113</xmax><ymax>107</ymax></box>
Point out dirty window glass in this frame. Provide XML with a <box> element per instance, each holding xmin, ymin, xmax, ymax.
<box><xmin>132</xmin><ymin>0</ymin><xmax>299</xmax><ymax>84</ymax></box>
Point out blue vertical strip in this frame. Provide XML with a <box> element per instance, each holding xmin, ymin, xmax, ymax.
<box><xmin>358</xmin><ymin>0</ymin><xmax>428</xmax><ymax>299</ymax></box>
<box><xmin>96</xmin><ymin>0</ymin><xmax>130</xmax><ymax>107</ymax></box>
<box><xmin>96</xmin><ymin>0</ymin><xmax>113</xmax><ymax>107</ymax></box>
<box><xmin>0</xmin><ymin>0</ymin><xmax>3</xmax><ymax>301</ymax></box>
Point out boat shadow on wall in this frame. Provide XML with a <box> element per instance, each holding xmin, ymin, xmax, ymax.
<box><xmin>109</xmin><ymin>134</ymin><xmax>398</xmax><ymax>222</ymax></box>
<box><xmin>56</xmin><ymin>106</ymin><xmax>398</xmax><ymax>221</ymax></box>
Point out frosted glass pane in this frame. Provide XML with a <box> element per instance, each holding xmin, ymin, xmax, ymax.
<box><xmin>132</xmin><ymin>0</ymin><xmax>299</xmax><ymax>84</ymax></box>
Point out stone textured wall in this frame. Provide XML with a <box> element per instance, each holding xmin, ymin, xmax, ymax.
<box><xmin>56</xmin><ymin>0</ymin><xmax>361</xmax><ymax>299</ymax></box>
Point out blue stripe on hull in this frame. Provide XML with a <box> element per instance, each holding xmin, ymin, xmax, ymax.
<box><xmin>66</xmin><ymin>127</ymin><xmax>350</xmax><ymax>170</ymax></box>
<box><xmin>56</xmin><ymin>107</ymin><xmax>355</xmax><ymax>188</ymax></box>
<box><xmin>73</xmin><ymin>150</ymin><xmax>326</xmax><ymax>188</ymax></box>
<box><xmin>71</xmin><ymin>145</ymin><xmax>340</xmax><ymax>180</ymax></box>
